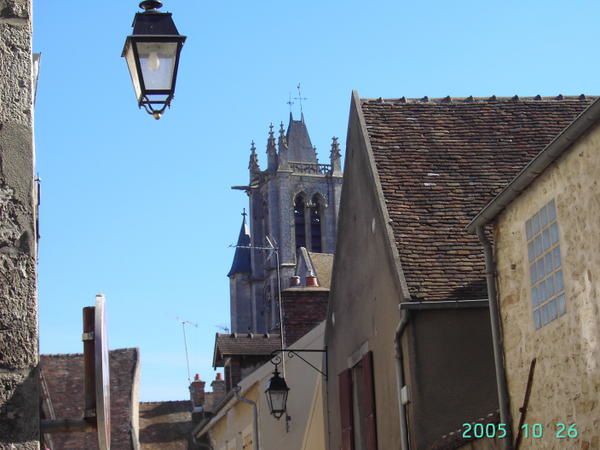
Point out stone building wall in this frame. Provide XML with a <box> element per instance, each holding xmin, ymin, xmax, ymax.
<box><xmin>0</xmin><ymin>0</ymin><xmax>39</xmax><ymax>448</ymax></box>
<box><xmin>494</xmin><ymin>122</ymin><xmax>600</xmax><ymax>449</ymax></box>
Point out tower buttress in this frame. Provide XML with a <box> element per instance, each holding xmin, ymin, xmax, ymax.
<box><xmin>267</xmin><ymin>123</ymin><xmax>278</xmax><ymax>171</ymax></box>
<box><xmin>330</xmin><ymin>136</ymin><xmax>342</xmax><ymax>175</ymax></box>
<box><xmin>277</xmin><ymin>121</ymin><xmax>289</xmax><ymax>170</ymax></box>
<box><xmin>249</xmin><ymin>141</ymin><xmax>259</xmax><ymax>175</ymax></box>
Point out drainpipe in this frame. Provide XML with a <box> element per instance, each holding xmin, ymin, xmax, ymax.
<box><xmin>234</xmin><ymin>386</ymin><xmax>260</xmax><ymax>450</ymax></box>
<box><xmin>394</xmin><ymin>309</ymin><xmax>411</xmax><ymax>450</ymax></box>
<box><xmin>476</xmin><ymin>226</ymin><xmax>514</xmax><ymax>450</ymax></box>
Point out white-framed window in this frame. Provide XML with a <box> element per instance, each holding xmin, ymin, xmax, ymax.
<box><xmin>526</xmin><ymin>199</ymin><xmax>566</xmax><ymax>329</ymax></box>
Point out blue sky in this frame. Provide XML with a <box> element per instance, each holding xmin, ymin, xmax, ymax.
<box><xmin>33</xmin><ymin>0</ymin><xmax>600</xmax><ymax>401</ymax></box>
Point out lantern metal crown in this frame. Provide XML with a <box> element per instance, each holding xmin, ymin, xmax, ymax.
<box><xmin>122</xmin><ymin>1</ymin><xmax>186</xmax><ymax>119</ymax></box>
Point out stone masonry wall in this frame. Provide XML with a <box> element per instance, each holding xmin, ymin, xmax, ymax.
<box><xmin>494</xmin><ymin>122</ymin><xmax>600</xmax><ymax>449</ymax></box>
<box><xmin>0</xmin><ymin>0</ymin><xmax>39</xmax><ymax>448</ymax></box>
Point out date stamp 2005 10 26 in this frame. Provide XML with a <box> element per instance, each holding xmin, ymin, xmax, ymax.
<box><xmin>462</xmin><ymin>422</ymin><xmax>579</xmax><ymax>440</ymax></box>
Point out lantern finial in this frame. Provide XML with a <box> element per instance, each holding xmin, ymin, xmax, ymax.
<box><xmin>139</xmin><ymin>0</ymin><xmax>163</xmax><ymax>11</ymax></box>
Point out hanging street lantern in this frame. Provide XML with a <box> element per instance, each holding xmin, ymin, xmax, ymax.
<box><xmin>264</xmin><ymin>366</ymin><xmax>290</xmax><ymax>420</ymax></box>
<box><xmin>122</xmin><ymin>0</ymin><xmax>186</xmax><ymax>120</ymax></box>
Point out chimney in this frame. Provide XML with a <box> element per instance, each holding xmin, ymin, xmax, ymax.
<box><xmin>190</xmin><ymin>374</ymin><xmax>206</xmax><ymax>412</ymax></box>
<box><xmin>306</xmin><ymin>270</ymin><xmax>319</xmax><ymax>287</ymax></box>
<box><xmin>289</xmin><ymin>276</ymin><xmax>301</xmax><ymax>287</ymax></box>
<box><xmin>211</xmin><ymin>372</ymin><xmax>226</xmax><ymax>406</ymax></box>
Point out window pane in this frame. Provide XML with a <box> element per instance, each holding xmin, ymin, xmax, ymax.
<box><xmin>544</xmin><ymin>253</ymin><xmax>553</xmax><ymax>275</ymax></box>
<box><xmin>555</xmin><ymin>270</ymin><xmax>564</xmax><ymax>292</ymax></box>
<box><xmin>542</xmin><ymin>228</ymin><xmax>551</xmax><ymax>251</ymax></box>
<box><xmin>534</xmin><ymin>237</ymin><xmax>542</xmax><ymax>258</ymax></box>
<box><xmin>547</xmin><ymin>275</ymin><xmax>555</xmax><ymax>297</ymax></box>
<box><xmin>540</xmin><ymin>206</ymin><xmax>548</xmax><ymax>226</ymax></box>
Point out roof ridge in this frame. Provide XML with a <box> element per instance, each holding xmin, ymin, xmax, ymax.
<box><xmin>41</xmin><ymin>347</ymin><xmax>137</xmax><ymax>358</ymax></box>
<box><xmin>361</xmin><ymin>94</ymin><xmax>596</xmax><ymax>104</ymax></box>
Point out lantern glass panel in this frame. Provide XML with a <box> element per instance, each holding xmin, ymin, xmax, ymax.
<box><xmin>124</xmin><ymin>42</ymin><xmax>142</xmax><ymax>101</ymax></box>
<box><xmin>136</xmin><ymin>41</ymin><xmax>178</xmax><ymax>91</ymax></box>
<box><xmin>270</xmin><ymin>390</ymin><xmax>287</xmax><ymax>413</ymax></box>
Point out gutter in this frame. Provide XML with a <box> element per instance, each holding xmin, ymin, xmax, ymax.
<box><xmin>234</xmin><ymin>386</ymin><xmax>261</xmax><ymax>450</ymax></box>
<box><xmin>394</xmin><ymin>309</ymin><xmax>411</xmax><ymax>450</ymax></box>
<box><xmin>476</xmin><ymin>226</ymin><xmax>514</xmax><ymax>450</ymax></box>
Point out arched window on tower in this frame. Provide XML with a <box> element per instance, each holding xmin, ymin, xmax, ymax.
<box><xmin>310</xmin><ymin>194</ymin><xmax>323</xmax><ymax>253</ymax></box>
<box><xmin>294</xmin><ymin>194</ymin><xmax>306</xmax><ymax>251</ymax></box>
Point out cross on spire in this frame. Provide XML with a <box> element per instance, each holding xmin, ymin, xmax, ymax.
<box><xmin>294</xmin><ymin>83</ymin><xmax>308</xmax><ymax>115</ymax></box>
<box><xmin>242</xmin><ymin>208</ymin><xmax>247</xmax><ymax>219</ymax></box>
<box><xmin>286</xmin><ymin>93</ymin><xmax>294</xmax><ymax>114</ymax></box>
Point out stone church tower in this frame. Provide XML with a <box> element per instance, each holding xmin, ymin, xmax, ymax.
<box><xmin>228</xmin><ymin>113</ymin><xmax>343</xmax><ymax>333</ymax></box>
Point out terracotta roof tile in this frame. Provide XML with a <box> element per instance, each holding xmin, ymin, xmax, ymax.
<box><xmin>361</xmin><ymin>95</ymin><xmax>594</xmax><ymax>301</ymax></box>
<box><xmin>40</xmin><ymin>348</ymin><xmax>139</xmax><ymax>449</ymax></box>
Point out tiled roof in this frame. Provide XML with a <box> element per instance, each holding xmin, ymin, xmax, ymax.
<box><xmin>228</xmin><ymin>213</ymin><xmax>251</xmax><ymax>276</ymax></box>
<box><xmin>361</xmin><ymin>95</ymin><xmax>594</xmax><ymax>301</ymax></box>
<box><xmin>213</xmin><ymin>333</ymin><xmax>281</xmax><ymax>367</ymax></box>
<box><xmin>215</xmin><ymin>333</ymin><xmax>281</xmax><ymax>356</ymax></box>
<box><xmin>40</xmin><ymin>348</ymin><xmax>139</xmax><ymax>449</ymax></box>
<box><xmin>139</xmin><ymin>401</ymin><xmax>193</xmax><ymax>450</ymax></box>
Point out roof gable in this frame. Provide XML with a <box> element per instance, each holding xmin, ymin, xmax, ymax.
<box><xmin>212</xmin><ymin>332</ymin><xmax>281</xmax><ymax>367</ymax></box>
<box><xmin>360</xmin><ymin>95</ymin><xmax>594</xmax><ymax>301</ymax></box>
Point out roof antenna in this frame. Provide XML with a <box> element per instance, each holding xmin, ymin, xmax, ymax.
<box><xmin>176</xmin><ymin>317</ymin><xmax>198</xmax><ymax>384</ymax></box>
<box><xmin>294</xmin><ymin>83</ymin><xmax>308</xmax><ymax>117</ymax></box>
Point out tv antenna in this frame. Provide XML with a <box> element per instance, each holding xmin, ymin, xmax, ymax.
<box><xmin>176</xmin><ymin>317</ymin><xmax>198</xmax><ymax>383</ymax></box>
<box><xmin>216</xmin><ymin>324</ymin><xmax>230</xmax><ymax>333</ymax></box>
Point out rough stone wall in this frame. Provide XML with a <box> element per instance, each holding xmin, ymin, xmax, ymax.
<box><xmin>494</xmin><ymin>122</ymin><xmax>600</xmax><ymax>449</ymax></box>
<box><xmin>0</xmin><ymin>0</ymin><xmax>39</xmax><ymax>448</ymax></box>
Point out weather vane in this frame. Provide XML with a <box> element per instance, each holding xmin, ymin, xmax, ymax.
<box><xmin>294</xmin><ymin>83</ymin><xmax>308</xmax><ymax>115</ymax></box>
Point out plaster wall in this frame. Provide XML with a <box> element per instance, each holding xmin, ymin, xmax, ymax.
<box><xmin>0</xmin><ymin>0</ymin><xmax>39</xmax><ymax>447</ymax></box>
<box><xmin>208</xmin><ymin>323</ymin><xmax>326</xmax><ymax>450</ymax></box>
<box><xmin>325</xmin><ymin>96</ymin><xmax>403</xmax><ymax>450</ymax></box>
<box><xmin>494</xmin><ymin>122</ymin><xmax>600</xmax><ymax>449</ymax></box>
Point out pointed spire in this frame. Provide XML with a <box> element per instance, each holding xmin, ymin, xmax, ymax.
<box><xmin>249</xmin><ymin>141</ymin><xmax>260</xmax><ymax>173</ymax></box>
<box><xmin>228</xmin><ymin>210</ymin><xmax>252</xmax><ymax>277</ymax></box>
<box><xmin>330</xmin><ymin>136</ymin><xmax>342</xmax><ymax>175</ymax></box>
<box><xmin>266</xmin><ymin>122</ymin><xmax>278</xmax><ymax>171</ymax></box>
<box><xmin>278</xmin><ymin>121</ymin><xmax>289</xmax><ymax>170</ymax></box>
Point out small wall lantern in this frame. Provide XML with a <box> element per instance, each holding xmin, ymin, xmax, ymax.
<box><xmin>264</xmin><ymin>366</ymin><xmax>290</xmax><ymax>420</ymax></box>
<box><xmin>122</xmin><ymin>1</ymin><xmax>186</xmax><ymax>119</ymax></box>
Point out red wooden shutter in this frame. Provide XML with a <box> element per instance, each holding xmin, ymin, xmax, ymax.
<box><xmin>338</xmin><ymin>368</ymin><xmax>354</xmax><ymax>450</ymax></box>
<box><xmin>361</xmin><ymin>351</ymin><xmax>378</xmax><ymax>450</ymax></box>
